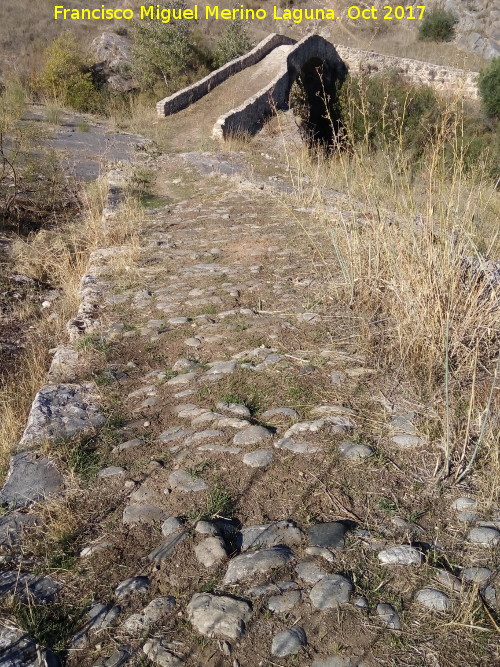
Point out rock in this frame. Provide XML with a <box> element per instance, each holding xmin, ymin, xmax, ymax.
<box><xmin>148</xmin><ymin>531</ymin><xmax>189</xmax><ymax>563</ymax></box>
<box><xmin>0</xmin><ymin>452</ymin><xmax>63</xmax><ymax>509</ymax></box>
<box><xmin>305</xmin><ymin>546</ymin><xmax>336</xmax><ymax>563</ymax></box>
<box><xmin>187</xmin><ymin>593</ymin><xmax>252</xmax><ymax>639</ymax></box>
<box><xmin>191</xmin><ymin>412</ymin><xmax>224</xmax><ymax>426</ymax></box>
<box><xmin>309</xmin><ymin>574</ymin><xmax>353</xmax><ymax>609</ymax></box>
<box><xmin>312</xmin><ymin>657</ymin><xmax>354</xmax><ymax>667</ymax></box>
<box><xmin>338</xmin><ymin>441</ymin><xmax>373</xmax><ymax>459</ymax></box>
<box><xmin>18</xmin><ymin>383</ymin><xmax>104</xmax><ymax>448</ymax></box>
<box><xmin>354</xmin><ymin>596</ymin><xmax>369</xmax><ymax>608</ymax></box>
<box><xmin>158</xmin><ymin>428</ymin><xmax>193</xmax><ymax>444</ymax></box>
<box><xmin>376</xmin><ymin>603</ymin><xmax>402</xmax><ymax>630</ymax></box>
<box><xmin>435</xmin><ymin>569</ymin><xmax>462</xmax><ymax>592</ymax></box>
<box><xmin>307</xmin><ymin>522</ymin><xmax>346</xmax><ymax>550</ymax></box>
<box><xmin>98</xmin><ymin>466</ymin><xmax>126</xmax><ymax>478</ymax></box>
<box><xmin>260</xmin><ymin>407</ymin><xmax>299</xmax><ymax>421</ymax></box>
<box><xmin>0</xmin><ymin>512</ymin><xmax>36</xmax><ymax>549</ymax></box>
<box><xmin>87</xmin><ymin>603</ymin><xmax>121</xmax><ymax>630</ymax></box>
<box><xmin>168</xmin><ymin>470</ymin><xmax>209</xmax><ymax>492</ymax></box>
<box><xmin>98</xmin><ymin>648</ymin><xmax>131</xmax><ymax>667</ymax></box>
<box><xmin>122</xmin><ymin>504</ymin><xmax>165</xmax><ymax>525</ymax></box>
<box><xmin>274</xmin><ymin>438</ymin><xmax>321</xmax><ymax>454</ymax></box>
<box><xmin>172</xmin><ymin>358</ymin><xmax>198</xmax><ymax>372</ymax></box>
<box><xmin>0</xmin><ymin>571</ymin><xmax>59</xmax><ymax>602</ymax></box>
<box><xmin>378</xmin><ymin>545</ymin><xmax>422</xmax><ymax>566</ymax></box>
<box><xmin>123</xmin><ymin>597</ymin><xmax>176</xmax><ymax>634</ymax></box>
<box><xmin>80</xmin><ymin>539</ymin><xmax>112</xmax><ymax>558</ymax></box>
<box><xmin>142</xmin><ymin>638</ymin><xmax>183</xmax><ymax>666</ymax></box>
<box><xmin>268</xmin><ymin>589</ymin><xmax>301</xmax><ymax>613</ymax></box>
<box><xmin>451</xmin><ymin>497</ymin><xmax>478</xmax><ymax>511</ymax></box>
<box><xmin>415</xmin><ymin>588</ymin><xmax>452</xmax><ymax>611</ymax></box>
<box><xmin>239</xmin><ymin>521</ymin><xmax>302</xmax><ymax>551</ymax></box>
<box><xmin>184</xmin><ymin>337</ymin><xmax>202</xmax><ymax>348</ymax></box>
<box><xmin>295</xmin><ymin>561</ymin><xmax>327</xmax><ymax>584</ymax></box>
<box><xmin>161</xmin><ymin>517</ymin><xmax>184</xmax><ymax>536</ymax></box>
<box><xmin>112</xmin><ymin>438</ymin><xmax>143</xmax><ymax>453</ymax></box>
<box><xmin>310</xmin><ymin>405</ymin><xmax>356</xmax><ymax>417</ymax></box>
<box><xmin>0</xmin><ymin>624</ymin><xmax>58</xmax><ymax>667</ymax></box>
<box><xmin>233</xmin><ymin>425</ymin><xmax>274</xmax><ymax>446</ymax></box>
<box><xmin>271</xmin><ymin>626</ymin><xmax>306</xmax><ymax>657</ymax></box>
<box><xmin>166</xmin><ymin>373</ymin><xmax>197</xmax><ymax>386</ymax></box>
<box><xmin>194</xmin><ymin>536</ymin><xmax>227</xmax><ymax>568</ymax></box>
<box><xmin>461</xmin><ymin>567</ymin><xmax>492</xmax><ymax>585</ymax></box>
<box><xmin>91</xmin><ymin>32</ymin><xmax>131</xmax><ymax>71</ymax></box>
<box><xmin>391</xmin><ymin>434</ymin><xmax>425</xmax><ymax>448</ymax></box>
<box><xmin>195</xmin><ymin>521</ymin><xmax>220</xmax><ymax>535</ymax></box>
<box><xmin>223</xmin><ymin>546</ymin><xmax>295</xmax><ymax>585</ymax></box>
<box><xmin>115</xmin><ymin>576</ymin><xmax>150</xmax><ymax>599</ymax></box>
<box><xmin>242</xmin><ymin>449</ymin><xmax>274</xmax><ymax>467</ymax></box>
<box><xmin>468</xmin><ymin>526</ymin><xmax>500</xmax><ymax>545</ymax></box>
<box><xmin>207</xmin><ymin>361</ymin><xmax>237</xmax><ymax>374</ymax></box>
<box><xmin>284</xmin><ymin>417</ymin><xmax>353</xmax><ymax>438</ymax></box>
<box><xmin>47</xmin><ymin>345</ymin><xmax>80</xmax><ymax>383</ymax></box>
<box><xmin>184</xmin><ymin>429</ymin><xmax>223</xmax><ymax>446</ymax></box>
<box><xmin>216</xmin><ymin>402</ymin><xmax>251</xmax><ymax>418</ymax></box>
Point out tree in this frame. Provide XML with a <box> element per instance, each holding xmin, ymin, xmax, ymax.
<box><xmin>478</xmin><ymin>57</ymin><xmax>500</xmax><ymax>119</ymax></box>
<box><xmin>131</xmin><ymin>2</ymin><xmax>195</xmax><ymax>90</ymax></box>
<box><xmin>212</xmin><ymin>21</ymin><xmax>252</xmax><ymax>69</ymax></box>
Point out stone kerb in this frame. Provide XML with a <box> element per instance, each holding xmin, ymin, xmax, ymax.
<box><xmin>335</xmin><ymin>45</ymin><xmax>479</xmax><ymax>99</ymax></box>
<box><xmin>212</xmin><ymin>34</ymin><xmax>346</xmax><ymax>140</ymax></box>
<box><xmin>156</xmin><ymin>33</ymin><xmax>296</xmax><ymax>117</ymax></box>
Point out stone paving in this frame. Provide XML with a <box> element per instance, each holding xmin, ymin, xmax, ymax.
<box><xmin>0</xmin><ymin>150</ymin><xmax>498</xmax><ymax>666</ymax></box>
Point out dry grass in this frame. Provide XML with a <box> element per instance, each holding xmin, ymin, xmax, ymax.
<box><xmin>0</xmin><ymin>174</ymin><xmax>146</xmax><ymax>477</ymax></box>
<box><xmin>277</xmin><ymin>94</ymin><xmax>500</xmax><ymax>490</ymax></box>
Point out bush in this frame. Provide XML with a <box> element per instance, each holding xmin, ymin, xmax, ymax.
<box><xmin>418</xmin><ymin>7</ymin><xmax>457</xmax><ymax>42</ymax></box>
<box><xmin>131</xmin><ymin>2</ymin><xmax>205</xmax><ymax>91</ymax></box>
<box><xmin>339</xmin><ymin>72</ymin><xmax>442</xmax><ymax>157</ymax></box>
<box><xmin>37</xmin><ymin>32</ymin><xmax>103</xmax><ymax>113</ymax></box>
<box><xmin>478</xmin><ymin>57</ymin><xmax>500</xmax><ymax>119</ymax></box>
<box><xmin>212</xmin><ymin>21</ymin><xmax>252</xmax><ymax>69</ymax></box>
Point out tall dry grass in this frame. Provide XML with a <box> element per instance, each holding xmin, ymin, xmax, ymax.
<box><xmin>281</xmin><ymin>92</ymin><xmax>499</xmax><ymax>490</ymax></box>
<box><xmin>0</xmin><ymin>175</ymin><xmax>145</xmax><ymax>477</ymax></box>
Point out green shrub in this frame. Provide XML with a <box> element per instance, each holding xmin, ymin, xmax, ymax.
<box><xmin>37</xmin><ymin>32</ymin><xmax>103</xmax><ymax>113</ymax></box>
<box><xmin>212</xmin><ymin>21</ymin><xmax>252</xmax><ymax>69</ymax></box>
<box><xmin>131</xmin><ymin>2</ymin><xmax>208</xmax><ymax>91</ymax></box>
<box><xmin>339</xmin><ymin>72</ymin><xmax>441</xmax><ymax>157</ymax></box>
<box><xmin>418</xmin><ymin>8</ymin><xmax>457</xmax><ymax>42</ymax></box>
<box><xmin>478</xmin><ymin>57</ymin><xmax>500</xmax><ymax>119</ymax></box>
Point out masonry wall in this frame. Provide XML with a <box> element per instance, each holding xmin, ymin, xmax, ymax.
<box><xmin>156</xmin><ymin>33</ymin><xmax>296</xmax><ymax>117</ymax></box>
<box><xmin>335</xmin><ymin>46</ymin><xmax>479</xmax><ymax>99</ymax></box>
<box><xmin>212</xmin><ymin>35</ymin><xmax>346</xmax><ymax>140</ymax></box>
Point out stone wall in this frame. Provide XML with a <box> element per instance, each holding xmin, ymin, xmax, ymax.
<box><xmin>212</xmin><ymin>35</ymin><xmax>346</xmax><ymax>140</ymax></box>
<box><xmin>335</xmin><ymin>45</ymin><xmax>479</xmax><ymax>99</ymax></box>
<box><xmin>156</xmin><ymin>33</ymin><xmax>295</xmax><ymax>117</ymax></box>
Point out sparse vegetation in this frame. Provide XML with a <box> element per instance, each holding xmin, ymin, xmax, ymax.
<box><xmin>36</xmin><ymin>32</ymin><xmax>104</xmax><ymax>113</ymax></box>
<box><xmin>212</xmin><ymin>21</ymin><xmax>252</xmax><ymax>69</ymax></box>
<box><xmin>131</xmin><ymin>1</ymin><xmax>209</xmax><ymax>93</ymax></box>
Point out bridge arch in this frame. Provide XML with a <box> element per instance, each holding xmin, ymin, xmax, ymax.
<box><xmin>212</xmin><ymin>35</ymin><xmax>347</xmax><ymax>142</ymax></box>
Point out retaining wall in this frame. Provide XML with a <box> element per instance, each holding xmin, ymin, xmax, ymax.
<box><xmin>156</xmin><ymin>33</ymin><xmax>296</xmax><ymax>117</ymax></box>
<box><xmin>336</xmin><ymin>45</ymin><xmax>479</xmax><ymax>99</ymax></box>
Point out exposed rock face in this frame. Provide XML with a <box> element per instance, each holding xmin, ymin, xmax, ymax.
<box><xmin>91</xmin><ymin>32</ymin><xmax>138</xmax><ymax>92</ymax></box>
<box><xmin>443</xmin><ymin>0</ymin><xmax>500</xmax><ymax>59</ymax></box>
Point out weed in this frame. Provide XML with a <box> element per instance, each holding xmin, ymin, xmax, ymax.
<box><xmin>13</xmin><ymin>599</ymin><xmax>87</xmax><ymax>658</ymax></box>
<box><xmin>74</xmin><ymin>334</ymin><xmax>111</xmax><ymax>354</ymax></box>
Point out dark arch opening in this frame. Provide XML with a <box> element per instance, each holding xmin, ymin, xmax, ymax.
<box><xmin>289</xmin><ymin>57</ymin><xmax>345</xmax><ymax>149</ymax></box>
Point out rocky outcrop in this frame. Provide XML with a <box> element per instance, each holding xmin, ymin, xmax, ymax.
<box><xmin>91</xmin><ymin>32</ymin><xmax>138</xmax><ymax>93</ymax></box>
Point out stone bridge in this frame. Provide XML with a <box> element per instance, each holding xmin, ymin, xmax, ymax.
<box><xmin>159</xmin><ymin>33</ymin><xmax>479</xmax><ymax>141</ymax></box>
